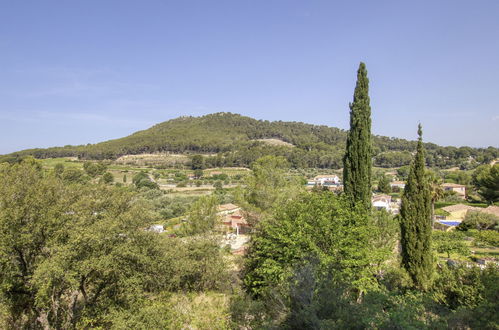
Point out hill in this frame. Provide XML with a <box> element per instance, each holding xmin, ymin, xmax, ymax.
<box><xmin>1</xmin><ymin>113</ymin><xmax>498</xmax><ymax>169</ymax></box>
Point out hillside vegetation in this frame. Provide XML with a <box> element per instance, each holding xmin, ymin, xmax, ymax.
<box><xmin>2</xmin><ymin>113</ymin><xmax>497</xmax><ymax>169</ymax></box>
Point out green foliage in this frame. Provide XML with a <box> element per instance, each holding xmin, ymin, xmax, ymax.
<box><xmin>61</xmin><ymin>167</ymin><xmax>88</xmax><ymax>184</ymax></box>
<box><xmin>397</xmin><ymin>165</ymin><xmax>411</xmax><ymax>180</ymax></box>
<box><xmin>54</xmin><ymin>163</ymin><xmax>64</xmax><ymax>177</ymax></box>
<box><xmin>3</xmin><ymin>113</ymin><xmax>496</xmax><ymax>170</ymax></box>
<box><xmin>242</xmin><ymin>156</ymin><xmax>302</xmax><ymax>216</ymax></box>
<box><xmin>343</xmin><ymin>62</ymin><xmax>372</xmax><ymax>211</ymax></box>
<box><xmin>180</xmin><ymin>196</ymin><xmax>219</xmax><ymax>236</ymax></box>
<box><xmin>433</xmin><ymin>231</ymin><xmax>470</xmax><ymax>258</ymax></box>
<box><xmin>101</xmin><ymin>171</ymin><xmax>114</xmax><ymax>184</ymax></box>
<box><xmin>132</xmin><ymin>172</ymin><xmax>159</xmax><ymax>190</ymax></box>
<box><xmin>193</xmin><ymin>169</ymin><xmax>203</xmax><ymax>178</ymax></box>
<box><xmin>473</xmin><ymin>164</ymin><xmax>499</xmax><ymax>204</ymax></box>
<box><xmin>190</xmin><ymin>154</ymin><xmax>205</xmax><ymax>170</ymax></box>
<box><xmin>400</xmin><ymin>125</ymin><xmax>434</xmax><ymax>290</ymax></box>
<box><xmin>0</xmin><ymin>160</ymin><xmax>229</xmax><ymax>328</ymax></box>
<box><xmin>473</xmin><ymin>230</ymin><xmax>499</xmax><ymax>247</ymax></box>
<box><xmin>460</xmin><ymin>210</ymin><xmax>499</xmax><ymax>231</ymax></box>
<box><xmin>243</xmin><ymin>191</ymin><xmax>386</xmax><ymax>298</ymax></box>
<box><xmin>82</xmin><ymin>161</ymin><xmax>107</xmax><ymax>177</ymax></box>
<box><xmin>377</xmin><ymin>173</ymin><xmax>392</xmax><ymax>193</ymax></box>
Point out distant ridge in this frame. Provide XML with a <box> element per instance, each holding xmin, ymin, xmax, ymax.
<box><xmin>1</xmin><ymin>113</ymin><xmax>497</xmax><ymax>169</ymax></box>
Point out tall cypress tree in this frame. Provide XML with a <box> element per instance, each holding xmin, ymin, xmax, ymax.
<box><xmin>400</xmin><ymin>124</ymin><xmax>433</xmax><ymax>290</ymax></box>
<box><xmin>343</xmin><ymin>62</ymin><xmax>372</xmax><ymax>211</ymax></box>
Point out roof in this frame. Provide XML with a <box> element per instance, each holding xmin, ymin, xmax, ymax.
<box><xmin>441</xmin><ymin>204</ymin><xmax>477</xmax><ymax>213</ymax></box>
<box><xmin>314</xmin><ymin>174</ymin><xmax>339</xmax><ymax>179</ymax></box>
<box><xmin>217</xmin><ymin>203</ymin><xmax>240</xmax><ymax>212</ymax></box>
<box><xmin>372</xmin><ymin>194</ymin><xmax>392</xmax><ymax>202</ymax></box>
<box><xmin>442</xmin><ymin>183</ymin><xmax>466</xmax><ymax>188</ymax></box>
<box><xmin>391</xmin><ymin>181</ymin><xmax>405</xmax><ymax>185</ymax></box>
<box><xmin>482</xmin><ymin>206</ymin><xmax>499</xmax><ymax>218</ymax></box>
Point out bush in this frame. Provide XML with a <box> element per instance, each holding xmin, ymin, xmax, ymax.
<box><xmin>473</xmin><ymin>230</ymin><xmax>499</xmax><ymax>247</ymax></box>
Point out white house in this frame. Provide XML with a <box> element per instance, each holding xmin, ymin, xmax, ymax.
<box><xmin>148</xmin><ymin>224</ymin><xmax>165</xmax><ymax>233</ymax></box>
<box><xmin>390</xmin><ymin>181</ymin><xmax>406</xmax><ymax>189</ymax></box>
<box><xmin>313</xmin><ymin>175</ymin><xmax>340</xmax><ymax>185</ymax></box>
<box><xmin>372</xmin><ymin>194</ymin><xmax>401</xmax><ymax>214</ymax></box>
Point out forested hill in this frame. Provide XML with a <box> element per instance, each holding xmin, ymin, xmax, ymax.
<box><xmin>2</xmin><ymin>112</ymin><xmax>498</xmax><ymax>169</ymax></box>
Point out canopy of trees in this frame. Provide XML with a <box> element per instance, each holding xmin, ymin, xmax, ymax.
<box><xmin>2</xmin><ymin>113</ymin><xmax>497</xmax><ymax>170</ymax></box>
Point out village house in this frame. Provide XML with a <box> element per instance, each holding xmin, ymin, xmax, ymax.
<box><xmin>148</xmin><ymin>224</ymin><xmax>165</xmax><ymax>233</ymax></box>
<box><xmin>441</xmin><ymin>183</ymin><xmax>466</xmax><ymax>199</ymax></box>
<box><xmin>390</xmin><ymin>181</ymin><xmax>406</xmax><ymax>190</ymax></box>
<box><xmin>372</xmin><ymin>194</ymin><xmax>392</xmax><ymax>211</ymax></box>
<box><xmin>308</xmin><ymin>174</ymin><xmax>340</xmax><ymax>186</ymax></box>
<box><xmin>217</xmin><ymin>203</ymin><xmax>250</xmax><ymax>235</ymax></box>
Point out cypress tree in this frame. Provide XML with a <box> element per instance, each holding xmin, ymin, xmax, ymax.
<box><xmin>343</xmin><ymin>62</ymin><xmax>372</xmax><ymax>211</ymax></box>
<box><xmin>400</xmin><ymin>124</ymin><xmax>433</xmax><ymax>290</ymax></box>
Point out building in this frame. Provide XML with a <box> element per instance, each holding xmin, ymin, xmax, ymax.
<box><xmin>307</xmin><ymin>175</ymin><xmax>341</xmax><ymax>187</ymax></box>
<box><xmin>390</xmin><ymin>181</ymin><xmax>406</xmax><ymax>189</ymax></box>
<box><xmin>372</xmin><ymin>194</ymin><xmax>392</xmax><ymax>211</ymax></box>
<box><xmin>217</xmin><ymin>203</ymin><xmax>241</xmax><ymax>215</ymax></box>
<box><xmin>314</xmin><ymin>174</ymin><xmax>340</xmax><ymax>185</ymax></box>
<box><xmin>148</xmin><ymin>224</ymin><xmax>165</xmax><ymax>233</ymax></box>
<box><xmin>217</xmin><ymin>204</ymin><xmax>250</xmax><ymax>235</ymax></box>
<box><xmin>441</xmin><ymin>183</ymin><xmax>466</xmax><ymax>199</ymax></box>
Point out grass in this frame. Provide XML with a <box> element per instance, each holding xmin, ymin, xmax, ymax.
<box><xmin>40</xmin><ymin>157</ymin><xmax>83</xmax><ymax>169</ymax></box>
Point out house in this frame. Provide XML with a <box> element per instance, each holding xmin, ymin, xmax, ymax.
<box><xmin>441</xmin><ymin>183</ymin><xmax>466</xmax><ymax>198</ymax></box>
<box><xmin>217</xmin><ymin>203</ymin><xmax>241</xmax><ymax>215</ymax></box>
<box><xmin>148</xmin><ymin>224</ymin><xmax>165</xmax><ymax>233</ymax></box>
<box><xmin>310</xmin><ymin>175</ymin><xmax>340</xmax><ymax>186</ymax></box>
<box><xmin>390</xmin><ymin>181</ymin><xmax>406</xmax><ymax>189</ymax></box>
<box><xmin>217</xmin><ymin>204</ymin><xmax>250</xmax><ymax>235</ymax></box>
<box><xmin>372</xmin><ymin>194</ymin><xmax>392</xmax><ymax>211</ymax></box>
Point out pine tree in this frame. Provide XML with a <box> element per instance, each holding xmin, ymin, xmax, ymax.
<box><xmin>400</xmin><ymin>124</ymin><xmax>433</xmax><ymax>290</ymax></box>
<box><xmin>343</xmin><ymin>62</ymin><xmax>372</xmax><ymax>211</ymax></box>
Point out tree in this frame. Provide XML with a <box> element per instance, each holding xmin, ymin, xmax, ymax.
<box><xmin>180</xmin><ymin>196</ymin><xmax>219</xmax><ymax>236</ymax></box>
<box><xmin>473</xmin><ymin>164</ymin><xmax>499</xmax><ymax>204</ymax></box>
<box><xmin>458</xmin><ymin>210</ymin><xmax>499</xmax><ymax>231</ymax></box>
<box><xmin>133</xmin><ymin>172</ymin><xmax>159</xmax><ymax>190</ymax></box>
<box><xmin>433</xmin><ymin>231</ymin><xmax>469</xmax><ymax>258</ymax></box>
<box><xmin>343</xmin><ymin>62</ymin><xmax>372</xmax><ymax>211</ymax></box>
<box><xmin>243</xmin><ymin>156</ymin><xmax>302</xmax><ymax>214</ymax></box>
<box><xmin>102</xmin><ymin>171</ymin><xmax>114</xmax><ymax>184</ymax></box>
<box><xmin>400</xmin><ymin>125</ymin><xmax>433</xmax><ymax>290</ymax></box>
<box><xmin>83</xmin><ymin>162</ymin><xmax>107</xmax><ymax>177</ymax></box>
<box><xmin>377</xmin><ymin>174</ymin><xmax>391</xmax><ymax>194</ymax></box>
<box><xmin>54</xmin><ymin>163</ymin><xmax>65</xmax><ymax>177</ymax></box>
<box><xmin>243</xmin><ymin>191</ymin><xmax>384</xmax><ymax>298</ymax></box>
<box><xmin>194</xmin><ymin>169</ymin><xmax>204</xmax><ymax>178</ymax></box>
<box><xmin>427</xmin><ymin>169</ymin><xmax>444</xmax><ymax>220</ymax></box>
<box><xmin>0</xmin><ymin>159</ymin><xmax>65</xmax><ymax>326</ymax></box>
<box><xmin>190</xmin><ymin>155</ymin><xmax>205</xmax><ymax>170</ymax></box>
<box><xmin>61</xmin><ymin>167</ymin><xmax>88</xmax><ymax>184</ymax></box>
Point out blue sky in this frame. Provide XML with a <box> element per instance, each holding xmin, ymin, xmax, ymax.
<box><xmin>1</xmin><ymin>0</ymin><xmax>498</xmax><ymax>154</ymax></box>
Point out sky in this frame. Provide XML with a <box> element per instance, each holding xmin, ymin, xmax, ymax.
<box><xmin>1</xmin><ymin>0</ymin><xmax>498</xmax><ymax>154</ymax></box>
